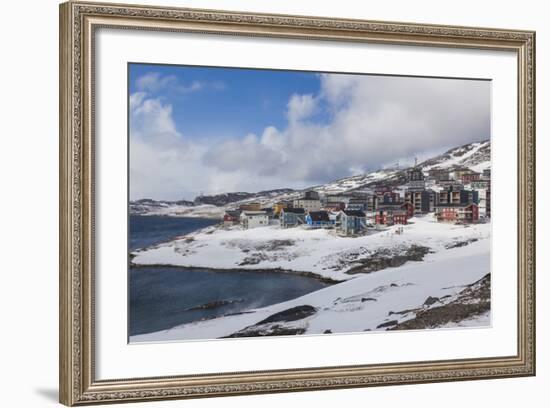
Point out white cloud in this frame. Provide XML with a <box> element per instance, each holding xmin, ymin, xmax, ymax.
<box><xmin>130</xmin><ymin>93</ymin><xmax>302</xmax><ymax>200</ymax></box>
<box><xmin>204</xmin><ymin>74</ymin><xmax>489</xmax><ymax>181</ymax></box>
<box><xmin>286</xmin><ymin>93</ymin><xmax>317</xmax><ymax>123</ymax></box>
<box><xmin>136</xmin><ymin>72</ymin><xmax>177</xmax><ymax>93</ymax></box>
<box><xmin>129</xmin><ymin>91</ymin><xmax>215</xmax><ymax>200</ymax></box>
<box><xmin>135</xmin><ymin>71</ymin><xmax>224</xmax><ymax>95</ymax></box>
<box><xmin>130</xmin><ymin>73</ymin><xmax>490</xmax><ymax>200</ymax></box>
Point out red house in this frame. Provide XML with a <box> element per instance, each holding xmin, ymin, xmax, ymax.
<box><xmin>434</xmin><ymin>203</ymin><xmax>479</xmax><ymax>223</ymax></box>
<box><xmin>223</xmin><ymin>210</ymin><xmax>241</xmax><ymax>225</ymax></box>
<box><xmin>375</xmin><ymin>208</ymin><xmax>408</xmax><ymax>226</ymax></box>
<box><xmin>460</xmin><ymin>172</ymin><xmax>481</xmax><ymax>183</ymax></box>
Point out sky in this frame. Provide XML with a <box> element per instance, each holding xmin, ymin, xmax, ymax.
<box><xmin>129</xmin><ymin>63</ymin><xmax>491</xmax><ymax>201</ymax></box>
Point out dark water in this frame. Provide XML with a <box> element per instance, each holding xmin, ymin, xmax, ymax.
<box><xmin>129</xmin><ymin>215</ymin><xmax>218</xmax><ymax>251</ymax></box>
<box><xmin>129</xmin><ymin>215</ymin><xmax>329</xmax><ymax>337</ymax></box>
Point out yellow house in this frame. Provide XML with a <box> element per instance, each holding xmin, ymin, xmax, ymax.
<box><xmin>272</xmin><ymin>202</ymin><xmax>288</xmax><ymax>216</ymax></box>
<box><xmin>239</xmin><ymin>202</ymin><xmax>262</xmax><ymax>211</ymax></box>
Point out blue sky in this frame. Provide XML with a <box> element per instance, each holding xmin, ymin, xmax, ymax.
<box><xmin>129</xmin><ymin>63</ymin><xmax>327</xmax><ymax>142</ymax></box>
<box><xmin>129</xmin><ymin>63</ymin><xmax>490</xmax><ymax>201</ymax></box>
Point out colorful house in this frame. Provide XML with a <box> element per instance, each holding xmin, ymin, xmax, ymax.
<box><xmin>272</xmin><ymin>202</ymin><xmax>288</xmax><ymax>217</ymax></box>
<box><xmin>460</xmin><ymin>171</ymin><xmax>481</xmax><ymax>183</ymax></box>
<box><xmin>375</xmin><ymin>205</ymin><xmax>409</xmax><ymax>226</ymax></box>
<box><xmin>336</xmin><ymin>210</ymin><xmax>367</xmax><ymax>236</ymax></box>
<box><xmin>279</xmin><ymin>208</ymin><xmax>306</xmax><ymax>228</ymax></box>
<box><xmin>240</xmin><ymin>211</ymin><xmax>269</xmax><ymax>229</ymax></box>
<box><xmin>405</xmin><ymin>189</ymin><xmax>435</xmax><ymax>214</ymax></box>
<box><xmin>437</xmin><ymin>185</ymin><xmax>478</xmax><ymax>206</ymax></box>
<box><xmin>223</xmin><ymin>210</ymin><xmax>241</xmax><ymax>225</ymax></box>
<box><xmin>434</xmin><ymin>203</ymin><xmax>479</xmax><ymax>223</ymax></box>
<box><xmin>451</xmin><ymin>167</ymin><xmax>478</xmax><ymax>182</ymax></box>
<box><xmin>305</xmin><ymin>211</ymin><xmax>334</xmax><ymax>228</ymax></box>
<box><xmin>239</xmin><ymin>202</ymin><xmax>262</xmax><ymax>211</ymax></box>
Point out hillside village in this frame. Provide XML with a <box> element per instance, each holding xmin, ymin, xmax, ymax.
<box><xmin>224</xmin><ymin>164</ymin><xmax>490</xmax><ymax>236</ymax></box>
<box><xmin>131</xmin><ymin>140</ymin><xmax>491</xmax><ymax>232</ymax></box>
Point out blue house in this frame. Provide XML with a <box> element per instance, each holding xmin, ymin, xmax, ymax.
<box><xmin>305</xmin><ymin>211</ymin><xmax>334</xmax><ymax>228</ymax></box>
<box><xmin>279</xmin><ymin>208</ymin><xmax>306</xmax><ymax>228</ymax></box>
<box><xmin>336</xmin><ymin>210</ymin><xmax>367</xmax><ymax>236</ymax></box>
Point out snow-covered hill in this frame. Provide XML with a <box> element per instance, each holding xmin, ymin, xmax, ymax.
<box><xmin>130</xmin><ymin>139</ymin><xmax>490</xmax><ymax>217</ymax></box>
<box><xmin>131</xmin><ymin>217</ymin><xmax>490</xmax><ymax>341</ymax></box>
<box><xmin>419</xmin><ymin>139</ymin><xmax>491</xmax><ymax>174</ymax></box>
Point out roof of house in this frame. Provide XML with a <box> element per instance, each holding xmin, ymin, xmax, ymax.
<box><xmin>241</xmin><ymin>210</ymin><xmax>268</xmax><ymax>216</ymax></box>
<box><xmin>307</xmin><ymin>211</ymin><xmax>330</xmax><ymax>222</ymax></box>
<box><xmin>341</xmin><ymin>210</ymin><xmax>366</xmax><ymax>217</ymax></box>
<box><xmin>225</xmin><ymin>210</ymin><xmax>241</xmax><ymax>217</ymax></box>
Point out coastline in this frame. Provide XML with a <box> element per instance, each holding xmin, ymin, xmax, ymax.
<box><xmin>129</xmin><ymin>263</ymin><xmax>343</xmax><ymax>284</ymax></box>
<box><xmin>131</xmin><ymin>215</ymin><xmax>491</xmax><ymax>281</ymax></box>
<box><xmin>130</xmin><ymin>241</ymin><xmax>491</xmax><ymax>342</ymax></box>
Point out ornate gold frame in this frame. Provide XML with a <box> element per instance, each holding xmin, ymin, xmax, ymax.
<box><xmin>59</xmin><ymin>1</ymin><xmax>536</xmax><ymax>405</ymax></box>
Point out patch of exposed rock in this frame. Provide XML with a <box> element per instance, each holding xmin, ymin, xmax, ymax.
<box><xmin>225</xmin><ymin>305</ymin><xmax>317</xmax><ymax>338</ymax></box>
<box><xmin>345</xmin><ymin>245</ymin><xmax>432</xmax><ymax>275</ymax></box>
<box><xmin>388</xmin><ymin>274</ymin><xmax>491</xmax><ymax>331</ymax></box>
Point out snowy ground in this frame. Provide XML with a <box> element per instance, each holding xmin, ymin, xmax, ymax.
<box><xmin>131</xmin><ymin>234</ymin><xmax>490</xmax><ymax>342</ymax></box>
<box><xmin>132</xmin><ymin>215</ymin><xmax>490</xmax><ymax>281</ymax></box>
<box><xmin>130</xmin><ymin>215</ymin><xmax>491</xmax><ymax>342</ymax></box>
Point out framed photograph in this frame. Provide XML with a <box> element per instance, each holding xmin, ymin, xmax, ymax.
<box><xmin>59</xmin><ymin>1</ymin><xmax>536</xmax><ymax>405</ymax></box>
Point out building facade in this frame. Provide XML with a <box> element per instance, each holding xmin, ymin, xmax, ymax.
<box><xmin>460</xmin><ymin>171</ymin><xmax>481</xmax><ymax>183</ymax></box>
<box><xmin>293</xmin><ymin>197</ymin><xmax>321</xmax><ymax>213</ymax></box>
<box><xmin>240</xmin><ymin>211</ymin><xmax>269</xmax><ymax>229</ymax></box>
<box><xmin>434</xmin><ymin>203</ymin><xmax>479</xmax><ymax>223</ymax></box>
<box><xmin>337</xmin><ymin>210</ymin><xmax>367</xmax><ymax>235</ymax></box>
<box><xmin>407</xmin><ymin>167</ymin><xmax>426</xmax><ymax>190</ymax></box>
<box><xmin>305</xmin><ymin>211</ymin><xmax>334</xmax><ymax>228</ymax></box>
<box><xmin>272</xmin><ymin>202</ymin><xmax>288</xmax><ymax>217</ymax></box>
<box><xmin>239</xmin><ymin>202</ymin><xmax>262</xmax><ymax>211</ymax></box>
<box><xmin>223</xmin><ymin>210</ymin><xmax>241</xmax><ymax>225</ymax></box>
<box><xmin>405</xmin><ymin>189</ymin><xmax>434</xmax><ymax>214</ymax></box>
<box><xmin>375</xmin><ymin>208</ymin><xmax>408</xmax><ymax>226</ymax></box>
<box><xmin>279</xmin><ymin>208</ymin><xmax>306</xmax><ymax>228</ymax></box>
<box><xmin>428</xmin><ymin>168</ymin><xmax>451</xmax><ymax>181</ymax></box>
<box><xmin>437</xmin><ymin>185</ymin><xmax>478</xmax><ymax>206</ymax></box>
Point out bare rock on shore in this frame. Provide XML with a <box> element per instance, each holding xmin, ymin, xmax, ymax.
<box><xmin>390</xmin><ymin>274</ymin><xmax>491</xmax><ymax>330</ymax></box>
<box><xmin>225</xmin><ymin>305</ymin><xmax>317</xmax><ymax>338</ymax></box>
